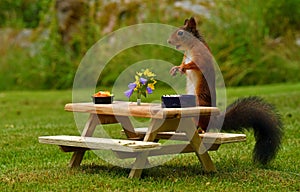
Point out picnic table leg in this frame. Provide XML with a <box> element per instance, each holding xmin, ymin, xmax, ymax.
<box><xmin>69</xmin><ymin>114</ymin><xmax>99</xmax><ymax>168</ymax></box>
<box><xmin>117</xmin><ymin>116</ymin><xmax>141</xmax><ymax>139</ymax></box>
<box><xmin>128</xmin><ymin>151</ymin><xmax>150</xmax><ymax>178</ymax></box>
<box><xmin>128</xmin><ymin>119</ymin><xmax>162</xmax><ymax>178</ymax></box>
<box><xmin>179</xmin><ymin>118</ymin><xmax>216</xmax><ymax>172</ymax></box>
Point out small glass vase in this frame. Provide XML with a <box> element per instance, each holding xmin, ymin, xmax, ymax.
<box><xmin>136</xmin><ymin>92</ymin><xmax>142</xmax><ymax>106</ymax></box>
<box><xmin>137</xmin><ymin>98</ymin><xmax>141</xmax><ymax>105</ymax></box>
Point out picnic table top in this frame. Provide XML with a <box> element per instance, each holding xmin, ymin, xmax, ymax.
<box><xmin>64</xmin><ymin>101</ymin><xmax>220</xmax><ymax>119</ymax></box>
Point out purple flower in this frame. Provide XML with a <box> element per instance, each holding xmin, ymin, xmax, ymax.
<box><xmin>139</xmin><ymin>77</ymin><xmax>147</xmax><ymax>85</ymax></box>
<box><xmin>128</xmin><ymin>83</ymin><xmax>137</xmax><ymax>89</ymax></box>
<box><xmin>124</xmin><ymin>89</ymin><xmax>134</xmax><ymax>98</ymax></box>
<box><xmin>125</xmin><ymin>83</ymin><xmax>137</xmax><ymax>98</ymax></box>
<box><xmin>146</xmin><ymin>87</ymin><xmax>153</xmax><ymax>94</ymax></box>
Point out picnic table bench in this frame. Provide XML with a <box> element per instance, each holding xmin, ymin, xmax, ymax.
<box><xmin>39</xmin><ymin>101</ymin><xmax>246</xmax><ymax>178</ymax></box>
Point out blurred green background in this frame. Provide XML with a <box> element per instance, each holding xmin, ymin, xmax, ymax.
<box><xmin>0</xmin><ymin>0</ymin><xmax>299</xmax><ymax>90</ymax></box>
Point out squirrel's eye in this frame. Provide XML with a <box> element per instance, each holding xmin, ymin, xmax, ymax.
<box><xmin>177</xmin><ymin>31</ymin><xmax>184</xmax><ymax>36</ymax></box>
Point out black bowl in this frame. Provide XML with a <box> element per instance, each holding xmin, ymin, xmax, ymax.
<box><xmin>92</xmin><ymin>96</ymin><xmax>114</xmax><ymax>104</ymax></box>
<box><xmin>161</xmin><ymin>95</ymin><xmax>196</xmax><ymax>108</ymax></box>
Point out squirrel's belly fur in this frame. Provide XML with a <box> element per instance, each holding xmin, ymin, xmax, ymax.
<box><xmin>186</xmin><ymin>70</ymin><xmax>199</xmax><ymax>95</ymax></box>
<box><xmin>185</xmin><ymin>51</ymin><xmax>198</xmax><ymax>95</ymax></box>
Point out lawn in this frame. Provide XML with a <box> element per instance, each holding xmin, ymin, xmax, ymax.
<box><xmin>0</xmin><ymin>83</ymin><xmax>299</xmax><ymax>191</ymax></box>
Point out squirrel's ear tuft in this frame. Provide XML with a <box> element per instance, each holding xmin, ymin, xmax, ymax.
<box><xmin>188</xmin><ymin>17</ymin><xmax>197</xmax><ymax>29</ymax></box>
<box><xmin>184</xmin><ymin>18</ymin><xmax>189</xmax><ymax>25</ymax></box>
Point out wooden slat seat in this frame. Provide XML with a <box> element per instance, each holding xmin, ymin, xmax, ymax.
<box><xmin>39</xmin><ymin>135</ymin><xmax>161</xmax><ymax>153</ymax></box>
<box><xmin>132</xmin><ymin>128</ymin><xmax>246</xmax><ymax>144</ymax></box>
<box><xmin>115</xmin><ymin>129</ymin><xmax>246</xmax><ymax>159</ymax></box>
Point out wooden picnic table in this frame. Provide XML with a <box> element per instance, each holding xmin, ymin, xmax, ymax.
<box><xmin>39</xmin><ymin>101</ymin><xmax>246</xmax><ymax>178</ymax></box>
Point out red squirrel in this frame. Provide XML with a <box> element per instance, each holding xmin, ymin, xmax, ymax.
<box><xmin>168</xmin><ymin>17</ymin><xmax>283</xmax><ymax>165</ymax></box>
<box><xmin>168</xmin><ymin>17</ymin><xmax>216</xmax><ymax>131</ymax></box>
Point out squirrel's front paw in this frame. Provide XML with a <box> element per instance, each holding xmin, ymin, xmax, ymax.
<box><xmin>170</xmin><ymin>66</ymin><xmax>180</xmax><ymax>76</ymax></box>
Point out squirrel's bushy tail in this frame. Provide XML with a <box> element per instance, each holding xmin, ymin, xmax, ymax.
<box><xmin>220</xmin><ymin>96</ymin><xmax>283</xmax><ymax>165</ymax></box>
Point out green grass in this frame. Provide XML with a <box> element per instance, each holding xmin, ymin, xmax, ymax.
<box><xmin>1</xmin><ymin>84</ymin><xmax>300</xmax><ymax>191</ymax></box>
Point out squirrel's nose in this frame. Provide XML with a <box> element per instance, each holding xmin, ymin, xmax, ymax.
<box><xmin>167</xmin><ymin>40</ymin><xmax>172</xmax><ymax>44</ymax></box>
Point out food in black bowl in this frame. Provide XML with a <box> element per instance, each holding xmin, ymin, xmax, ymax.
<box><xmin>92</xmin><ymin>91</ymin><xmax>114</xmax><ymax>104</ymax></box>
<box><xmin>161</xmin><ymin>95</ymin><xmax>196</xmax><ymax>108</ymax></box>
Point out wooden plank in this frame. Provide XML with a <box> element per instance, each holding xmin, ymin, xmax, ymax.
<box><xmin>97</xmin><ymin>115</ymin><xmax>118</xmax><ymax>124</ymax></box>
<box><xmin>128</xmin><ymin>118</ymin><xmax>163</xmax><ymax>178</ymax></box>
<box><xmin>60</xmin><ymin>141</ymin><xmax>220</xmax><ymax>155</ymax></box>
<box><xmin>132</xmin><ymin>128</ymin><xmax>246</xmax><ymax>144</ymax></box>
<box><xmin>69</xmin><ymin>113</ymin><xmax>99</xmax><ymax>168</ymax></box>
<box><xmin>64</xmin><ymin>102</ymin><xmax>162</xmax><ymax>118</ymax></box>
<box><xmin>128</xmin><ymin>151</ymin><xmax>150</xmax><ymax>178</ymax></box>
<box><xmin>59</xmin><ymin>146</ymin><xmax>86</xmax><ymax>152</ymax></box>
<box><xmin>81</xmin><ymin>114</ymin><xmax>99</xmax><ymax>137</ymax></box>
<box><xmin>115</xmin><ymin>143</ymin><xmax>220</xmax><ymax>159</ymax></box>
<box><xmin>64</xmin><ymin>102</ymin><xmax>220</xmax><ymax>119</ymax></box>
<box><xmin>162</xmin><ymin>107</ymin><xmax>219</xmax><ymax>118</ymax></box>
<box><xmin>39</xmin><ymin>135</ymin><xmax>161</xmax><ymax>153</ymax></box>
<box><xmin>117</xmin><ymin>116</ymin><xmax>141</xmax><ymax>139</ymax></box>
<box><xmin>177</xmin><ymin>118</ymin><xmax>216</xmax><ymax>172</ymax></box>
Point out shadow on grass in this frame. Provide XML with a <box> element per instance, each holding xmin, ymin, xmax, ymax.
<box><xmin>70</xmin><ymin>144</ymin><xmax>289</xmax><ymax>181</ymax></box>
<box><xmin>78</xmin><ymin>162</ymin><xmax>218</xmax><ymax>179</ymax></box>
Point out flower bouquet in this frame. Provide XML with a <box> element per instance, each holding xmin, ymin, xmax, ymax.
<box><xmin>124</xmin><ymin>69</ymin><xmax>157</xmax><ymax>105</ymax></box>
